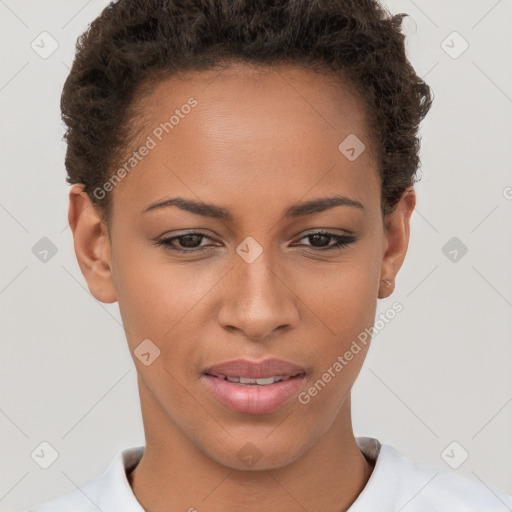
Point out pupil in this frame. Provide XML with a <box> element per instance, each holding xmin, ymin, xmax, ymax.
<box><xmin>310</xmin><ymin>234</ymin><xmax>329</xmax><ymax>247</ymax></box>
<box><xmin>180</xmin><ymin>234</ymin><xmax>201</xmax><ymax>248</ymax></box>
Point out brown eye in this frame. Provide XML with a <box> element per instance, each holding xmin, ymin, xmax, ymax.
<box><xmin>307</xmin><ymin>233</ymin><xmax>331</xmax><ymax>248</ymax></box>
<box><xmin>154</xmin><ymin>232</ymin><xmax>214</xmax><ymax>252</ymax></box>
<box><xmin>173</xmin><ymin>233</ymin><xmax>204</xmax><ymax>249</ymax></box>
<box><xmin>153</xmin><ymin>230</ymin><xmax>357</xmax><ymax>254</ymax></box>
<box><xmin>293</xmin><ymin>231</ymin><xmax>357</xmax><ymax>251</ymax></box>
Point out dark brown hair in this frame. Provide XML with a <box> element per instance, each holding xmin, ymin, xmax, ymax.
<box><xmin>61</xmin><ymin>0</ymin><xmax>433</xmax><ymax>225</ymax></box>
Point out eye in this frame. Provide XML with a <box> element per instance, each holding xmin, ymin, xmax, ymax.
<box><xmin>154</xmin><ymin>229</ymin><xmax>357</xmax><ymax>254</ymax></box>
<box><xmin>154</xmin><ymin>231</ymin><xmax>215</xmax><ymax>252</ymax></box>
<box><xmin>292</xmin><ymin>230</ymin><xmax>357</xmax><ymax>251</ymax></box>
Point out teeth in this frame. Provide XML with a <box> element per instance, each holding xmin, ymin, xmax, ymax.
<box><xmin>220</xmin><ymin>375</ymin><xmax>289</xmax><ymax>385</ymax></box>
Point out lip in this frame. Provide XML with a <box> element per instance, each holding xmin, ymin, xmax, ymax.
<box><xmin>202</xmin><ymin>373</ymin><xmax>306</xmax><ymax>414</ymax></box>
<box><xmin>203</xmin><ymin>358</ymin><xmax>306</xmax><ymax>379</ymax></box>
<box><xmin>202</xmin><ymin>358</ymin><xmax>307</xmax><ymax>414</ymax></box>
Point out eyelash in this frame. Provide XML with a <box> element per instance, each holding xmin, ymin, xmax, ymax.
<box><xmin>154</xmin><ymin>230</ymin><xmax>357</xmax><ymax>253</ymax></box>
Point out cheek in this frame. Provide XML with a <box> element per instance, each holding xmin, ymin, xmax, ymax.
<box><xmin>295</xmin><ymin>272</ymin><xmax>377</xmax><ymax>419</ymax></box>
<box><xmin>294</xmin><ymin>253</ymin><xmax>381</xmax><ymax>344</ymax></box>
<box><xmin>111</xmin><ymin>247</ymin><xmax>223</xmax><ymax>366</ymax></box>
<box><xmin>291</xmin><ymin>241</ymin><xmax>381</xmax><ymax>399</ymax></box>
<box><xmin>111</xmin><ymin>245</ymin><xmax>183</xmax><ymax>343</ymax></box>
<box><xmin>296</xmin><ymin>273</ymin><xmax>377</xmax><ymax>398</ymax></box>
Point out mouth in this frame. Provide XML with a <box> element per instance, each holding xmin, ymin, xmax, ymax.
<box><xmin>204</xmin><ymin>372</ymin><xmax>305</xmax><ymax>386</ymax></box>
<box><xmin>201</xmin><ymin>370</ymin><xmax>306</xmax><ymax>414</ymax></box>
<box><xmin>202</xmin><ymin>357</ymin><xmax>306</xmax><ymax>380</ymax></box>
<box><xmin>201</xmin><ymin>357</ymin><xmax>307</xmax><ymax>414</ymax></box>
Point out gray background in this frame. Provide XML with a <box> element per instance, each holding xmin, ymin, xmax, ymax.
<box><xmin>1</xmin><ymin>1</ymin><xmax>511</xmax><ymax>511</ymax></box>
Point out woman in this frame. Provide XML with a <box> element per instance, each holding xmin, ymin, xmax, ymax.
<box><xmin>30</xmin><ymin>0</ymin><xmax>512</xmax><ymax>510</ymax></box>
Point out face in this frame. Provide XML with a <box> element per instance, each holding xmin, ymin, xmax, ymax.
<box><xmin>69</xmin><ymin>63</ymin><xmax>415</xmax><ymax>470</ymax></box>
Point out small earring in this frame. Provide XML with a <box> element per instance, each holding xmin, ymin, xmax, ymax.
<box><xmin>381</xmin><ymin>279</ymin><xmax>392</xmax><ymax>287</ymax></box>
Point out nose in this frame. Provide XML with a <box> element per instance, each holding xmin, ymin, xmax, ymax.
<box><xmin>217</xmin><ymin>250</ymin><xmax>300</xmax><ymax>341</ymax></box>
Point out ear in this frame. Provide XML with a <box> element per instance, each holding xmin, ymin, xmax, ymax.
<box><xmin>378</xmin><ymin>186</ymin><xmax>416</xmax><ymax>299</ymax></box>
<box><xmin>68</xmin><ymin>184</ymin><xmax>117</xmax><ymax>303</ymax></box>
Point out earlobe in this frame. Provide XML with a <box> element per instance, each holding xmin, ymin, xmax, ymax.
<box><xmin>378</xmin><ymin>186</ymin><xmax>416</xmax><ymax>299</ymax></box>
<box><xmin>68</xmin><ymin>184</ymin><xmax>117</xmax><ymax>304</ymax></box>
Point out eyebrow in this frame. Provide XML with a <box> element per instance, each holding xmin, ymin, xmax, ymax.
<box><xmin>141</xmin><ymin>194</ymin><xmax>364</xmax><ymax>220</ymax></box>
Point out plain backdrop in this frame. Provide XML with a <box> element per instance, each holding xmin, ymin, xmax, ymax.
<box><xmin>1</xmin><ymin>1</ymin><xmax>511</xmax><ymax>511</ymax></box>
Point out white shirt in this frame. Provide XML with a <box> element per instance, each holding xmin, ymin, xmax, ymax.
<box><xmin>29</xmin><ymin>437</ymin><xmax>512</xmax><ymax>511</ymax></box>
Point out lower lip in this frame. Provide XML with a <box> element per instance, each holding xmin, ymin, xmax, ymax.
<box><xmin>202</xmin><ymin>374</ymin><xmax>306</xmax><ymax>414</ymax></box>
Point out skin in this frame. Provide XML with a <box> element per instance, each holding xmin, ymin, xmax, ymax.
<box><xmin>68</xmin><ymin>63</ymin><xmax>415</xmax><ymax>512</ymax></box>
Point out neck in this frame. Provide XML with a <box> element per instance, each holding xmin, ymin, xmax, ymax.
<box><xmin>128</xmin><ymin>378</ymin><xmax>374</xmax><ymax>512</ymax></box>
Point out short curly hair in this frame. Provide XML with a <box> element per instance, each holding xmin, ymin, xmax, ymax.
<box><xmin>61</xmin><ymin>0</ymin><xmax>433</xmax><ymax>225</ymax></box>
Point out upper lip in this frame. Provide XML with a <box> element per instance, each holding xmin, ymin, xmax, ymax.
<box><xmin>204</xmin><ymin>358</ymin><xmax>306</xmax><ymax>379</ymax></box>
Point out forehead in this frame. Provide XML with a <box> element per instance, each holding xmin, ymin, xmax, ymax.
<box><xmin>111</xmin><ymin>63</ymin><xmax>379</xmax><ymax>221</ymax></box>
<box><xmin>144</xmin><ymin>63</ymin><xmax>372</xmax><ymax>143</ymax></box>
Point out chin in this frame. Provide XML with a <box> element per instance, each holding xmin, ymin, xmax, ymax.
<box><xmin>200</xmin><ymin>430</ymin><xmax>309</xmax><ymax>472</ymax></box>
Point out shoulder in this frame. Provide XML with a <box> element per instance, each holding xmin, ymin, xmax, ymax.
<box><xmin>388</xmin><ymin>444</ymin><xmax>512</xmax><ymax>511</ymax></box>
<box><xmin>28</xmin><ymin>445</ymin><xmax>145</xmax><ymax>512</ymax></box>
<box><xmin>353</xmin><ymin>437</ymin><xmax>512</xmax><ymax>512</ymax></box>
<box><xmin>28</xmin><ymin>482</ymin><xmax>99</xmax><ymax>512</ymax></box>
